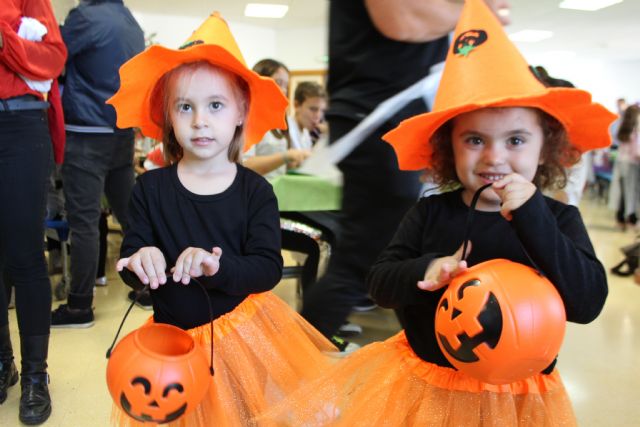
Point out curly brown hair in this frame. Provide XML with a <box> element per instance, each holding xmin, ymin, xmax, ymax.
<box><xmin>427</xmin><ymin>107</ymin><xmax>580</xmax><ymax>191</ymax></box>
<box><xmin>153</xmin><ymin>61</ymin><xmax>250</xmax><ymax>164</ymax></box>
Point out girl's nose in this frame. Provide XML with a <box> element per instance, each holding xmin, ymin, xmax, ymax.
<box><xmin>482</xmin><ymin>143</ymin><xmax>506</xmax><ymax>165</ymax></box>
<box><xmin>192</xmin><ymin>110</ymin><xmax>207</xmax><ymax>128</ymax></box>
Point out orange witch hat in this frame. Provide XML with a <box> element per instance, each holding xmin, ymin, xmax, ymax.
<box><xmin>107</xmin><ymin>12</ymin><xmax>288</xmax><ymax>151</ymax></box>
<box><xmin>383</xmin><ymin>0</ymin><xmax>616</xmax><ymax>170</ymax></box>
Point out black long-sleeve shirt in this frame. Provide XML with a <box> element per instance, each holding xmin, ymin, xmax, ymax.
<box><xmin>120</xmin><ymin>164</ymin><xmax>283</xmax><ymax>330</ymax></box>
<box><xmin>367</xmin><ymin>189</ymin><xmax>607</xmax><ymax>368</ymax></box>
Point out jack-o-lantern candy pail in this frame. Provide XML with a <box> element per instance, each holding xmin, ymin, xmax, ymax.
<box><xmin>435</xmin><ymin>259</ymin><xmax>566</xmax><ymax>385</ymax></box>
<box><xmin>106</xmin><ymin>323</ymin><xmax>211</xmax><ymax>424</ymax></box>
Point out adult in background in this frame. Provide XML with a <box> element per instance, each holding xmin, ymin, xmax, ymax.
<box><xmin>51</xmin><ymin>0</ymin><xmax>145</xmax><ymax>327</ymax></box>
<box><xmin>300</xmin><ymin>0</ymin><xmax>511</xmax><ymax>347</ymax></box>
<box><xmin>0</xmin><ymin>0</ymin><xmax>67</xmax><ymax>423</ymax></box>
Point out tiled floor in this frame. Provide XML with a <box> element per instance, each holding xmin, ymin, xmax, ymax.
<box><xmin>1</xmin><ymin>192</ymin><xmax>639</xmax><ymax>426</ymax></box>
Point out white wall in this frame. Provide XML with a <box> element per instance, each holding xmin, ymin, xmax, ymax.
<box><xmin>275</xmin><ymin>26</ymin><xmax>328</xmax><ymax>71</ymax></box>
<box><xmin>519</xmin><ymin>48</ymin><xmax>640</xmax><ymax>112</ymax></box>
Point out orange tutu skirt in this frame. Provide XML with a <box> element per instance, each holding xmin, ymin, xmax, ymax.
<box><xmin>261</xmin><ymin>331</ymin><xmax>577</xmax><ymax>426</ymax></box>
<box><xmin>112</xmin><ymin>291</ymin><xmax>337</xmax><ymax>427</ymax></box>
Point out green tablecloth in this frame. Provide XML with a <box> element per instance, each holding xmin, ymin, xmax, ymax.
<box><xmin>269</xmin><ymin>174</ymin><xmax>341</xmax><ymax>212</ymax></box>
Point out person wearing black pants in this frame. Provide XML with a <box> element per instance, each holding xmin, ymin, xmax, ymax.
<box><xmin>301</xmin><ymin>117</ymin><xmax>422</xmax><ymax>338</ymax></box>
<box><xmin>0</xmin><ymin>0</ymin><xmax>67</xmax><ymax>423</ymax></box>
<box><xmin>0</xmin><ymin>110</ymin><xmax>56</xmax><ymax>424</ymax></box>
<box><xmin>300</xmin><ymin>0</ymin><xmax>510</xmax><ymax>344</ymax></box>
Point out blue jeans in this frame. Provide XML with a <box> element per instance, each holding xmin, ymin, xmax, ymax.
<box><xmin>62</xmin><ymin>131</ymin><xmax>135</xmax><ymax>309</ymax></box>
<box><xmin>0</xmin><ymin>109</ymin><xmax>52</xmax><ymax>335</ymax></box>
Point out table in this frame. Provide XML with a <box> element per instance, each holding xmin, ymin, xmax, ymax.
<box><xmin>269</xmin><ymin>173</ymin><xmax>341</xmax><ymax>212</ymax></box>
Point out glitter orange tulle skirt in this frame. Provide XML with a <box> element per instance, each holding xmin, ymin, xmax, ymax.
<box><xmin>111</xmin><ymin>291</ymin><xmax>337</xmax><ymax>427</ymax></box>
<box><xmin>261</xmin><ymin>331</ymin><xmax>577</xmax><ymax>427</ymax></box>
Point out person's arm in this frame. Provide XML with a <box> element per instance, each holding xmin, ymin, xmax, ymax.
<box><xmin>365</xmin><ymin>0</ymin><xmax>510</xmax><ymax>42</ymax></box>
<box><xmin>367</xmin><ymin>202</ymin><xmax>445</xmax><ymax>308</ymax></box>
<box><xmin>511</xmin><ymin>191</ymin><xmax>607</xmax><ymax>323</ymax></box>
<box><xmin>0</xmin><ymin>0</ymin><xmax>67</xmax><ymax>80</ymax></box>
<box><xmin>59</xmin><ymin>6</ymin><xmax>94</xmax><ymax>59</ymax></box>
<box><xmin>118</xmin><ymin>180</ymin><xmax>160</xmax><ymax>290</ymax></box>
<box><xmin>195</xmin><ymin>183</ymin><xmax>284</xmax><ymax>295</ymax></box>
<box><xmin>243</xmin><ymin>149</ymin><xmax>310</xmax><ymax>175</ymax></box>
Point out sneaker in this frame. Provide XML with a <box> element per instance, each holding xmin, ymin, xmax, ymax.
<box><xmin>352</xmin><ymin>298</ymin><xmax>377</xmax><ymax>312</ymax></box>
<box><xmin>95</xmin><ymin>276</ymin><xmax>108</xmax><ymax>286</ymax></box>
<box><xmin>336</xmin><ymin>322</ymin><xmax>362</xmax><ymax>338</ymax></box>
<box><xmin>327</xmin><ymin>336</ymin><xmax>360</xmax><ymax>357</ymax></box>
<box><xmin>128</xmin><ymin>290</ymin><xmax>153</xmax><ymax>310</ymax></box>
<box><xmin>51</xmin><ymin>304</ymin><xmax>94</xmax><ymax>328</ymax></box>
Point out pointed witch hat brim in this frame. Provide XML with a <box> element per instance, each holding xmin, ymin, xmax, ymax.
<box><xmin>107</xmin><ymin>12</ymin><xmax>288</xmax><ymax>151</ymax></box>
<box><xmin>383</xmin><ymin>0</ymin><xmax>616</xmax><ymax>171</ymax></box>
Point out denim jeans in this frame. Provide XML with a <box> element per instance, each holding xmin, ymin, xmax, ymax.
<box><xmin>0</xmin><ymin>109</ymin><xmax>52</xmax><ymax>335</ymax></box>
<box><xmin>62</xmin><ymin>131</ymin><xmax>135</xmax><ymax>309</ymax></box>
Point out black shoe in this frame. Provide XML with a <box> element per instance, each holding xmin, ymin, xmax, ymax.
<box><xmin>352</xmin><ymin>297</ymin><xmax>377</xmax><ymax>312</ymax></box>
<box><xmin>336</xmin><ymin>322</ymin><xmax>363</xmax><ymax>338</ymax></box>
<box><xmin>0</xmin><ymin>359</ymin><xmax>19</xmax><ymax>404</ymax></box>
<box><xmin>328</xmin><ymin>336</ymin><xmax>360</xmax><ymax>356</ymax></box>
<box><xmin>20</xmin><ymin>374</ymin><xmax>51</xmax><ymax>425</ymax></box>
<box><xmin>611</xmin><ymin>259</ymin><xmax>637</xmax><ymax>277</ymax></box>
<box><xmin>128</xmin><ymin>290</ymin><xmax>153</xmax><ymax>310</ymax></box>
<box><xmin>51</xmin><ymin>304</ymin><xmax>95</xmax><ymax>328</ymax></box>
<box><xmin>19</xmin><ymin>335</ymin><xmax>51</xmax><ymax>425</ymax></box>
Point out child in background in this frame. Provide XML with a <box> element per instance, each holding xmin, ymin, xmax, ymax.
<box><xmin>108</xmin><ymin>13</ymin><xmax>336</xmax><ymax>426</ymax></box>
<box><xmin>263</xmin><ymin>0</ymin><xmax>614</xmax><ymax>425</ymax></box>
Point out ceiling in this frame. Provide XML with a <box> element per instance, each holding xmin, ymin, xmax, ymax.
<box><xmin>51</xmin><ymin>0</ymin><xmax>640</xmax><ymax>63</ymax></box>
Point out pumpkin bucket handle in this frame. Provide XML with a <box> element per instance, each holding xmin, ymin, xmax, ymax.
<box><xmin>106</xmin><ymin>279</ymin><xmax>215</xmax><ymax>376</ymax></box>
<box><xmin>461</xmin><ymin>183</ymin><xmax>543</xmax><ymax>276</ymax></box>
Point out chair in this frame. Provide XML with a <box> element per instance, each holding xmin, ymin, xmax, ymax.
<box><xmin>45</xmin><ymin>219</ymin><xmax>71</xmax><ymax>300</ymax></box>
<box><xmin>280</xmin><ymin>218</ymin><xmax>332</xmax><ymax>308</ymax></box>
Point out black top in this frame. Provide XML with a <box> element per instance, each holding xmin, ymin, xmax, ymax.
<box><xmin>327</xmin><ymin>0</ymin><xmax>449</xmax><ymax>125</ymax></box>
<box><xmin>367</xmin><ymin>189</ymin><xmax>607</xmax><ymax>368</ymax></box>
<box><xmin>120</xmin><ymin>164</ymin><xmax>283</xmax><ymax>330</ymax></box>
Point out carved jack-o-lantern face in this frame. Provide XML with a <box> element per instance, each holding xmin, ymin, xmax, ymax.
<box><xmin>107</xmin><ymin>323</ymin><xmax>211</xmax><ymax>423</ymax></box>
<box><xmin>120</xmin><ymin>376</ymin><xmax>187</xmax><ymax>423</ymax></box>
<box><xmin>434</xmin><ymin>259</ymin><xmax>566</xmax><ymax>385</ymax></box>
<box><xmin>436</xmin><ymin>279</ymin><xmax>503</xmax><ymax>363</ymax></box>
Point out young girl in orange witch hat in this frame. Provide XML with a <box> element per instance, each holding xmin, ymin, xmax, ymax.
<box><xmin>260</xmin><ymin>0</ymin><xmax>615</xmax><ymax>425</ymax></box>
<box><xmin>107</xmin><ymin>12</ymin><xmax>336</xmax><ymax>426</ymax></box>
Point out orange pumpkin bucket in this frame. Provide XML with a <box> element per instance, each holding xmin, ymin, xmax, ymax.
<box><xmin>435</xmin><ymin>259</ymin><xmax>566</xmax><ymax>385</ymax></box>
<box><xmin>106</xmin><ymin>323</ymin><xmax>211</xmax><ymax>424</ymax></box>
<box><xmin>106</xmin><ymin>282</ymin><xmax>215</xmax><ymax>424</ymax></box>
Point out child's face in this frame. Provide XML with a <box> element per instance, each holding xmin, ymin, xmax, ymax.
<box><xmin>169</xmin><ymin>67</ymin><xmax>245</xmax><ymax>164</ymax></box>
<box><xmin>451</xmin><ymin>107</ymin><xmax>544</xmax><ymax>210</ymax></box>
<box><xmin>295</xmin><ymin>96</ymin><xmax>327</xmax><ymax>131</ymax></box>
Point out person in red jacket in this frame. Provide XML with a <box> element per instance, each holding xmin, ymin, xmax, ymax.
<box><xmin>0</xmin><ymin>0</ymin><xmax>67</xmax><ymax>424</ymax></box>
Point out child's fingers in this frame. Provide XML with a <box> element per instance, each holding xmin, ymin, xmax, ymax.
<box><xmin>129</xmin><ymin>257</ymin><xmax>149</xmax><ymax>286</ymax></box>
<box><xmin>141</xmin><ymin>253</ymin><xmax>161</xmax><ymax>289</ymax></box>
<box><xmin>172</xmin><ymin>251</ymin><xmax>186</xmax><ymax>282</ymax></box>
<box><xmin>181</xmin><ymin>253</ymin><xmax>194</xmax><ymax>284</ymax></box>
<box><xmin>189</xmin><ymin>251</ymin><xmax>207</xmax><ymax>277</ymax></box>
<box><xmin>211</xmin><ymin>247</ymin><xmax>222</xmax><ymax>257</ymax></box>
<box><xmin>150</xmin><ymin>251</ymin><xmax>167</xmax><ymax>285</ymax></box>
<box><xmin>116</xmin><ymin>257</ymin><xmax>129</xmax><ymax>272</ymax></box>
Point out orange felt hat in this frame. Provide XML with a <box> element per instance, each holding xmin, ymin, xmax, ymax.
<box><xmin>107</xmin><ymin>12</ymin><xmax>288</xmax><ymax>151</ymax></box>
<box><xmin>383</xmin><ymin>0</ymin><xmax>616</xmax><ymax>170</ymax></box>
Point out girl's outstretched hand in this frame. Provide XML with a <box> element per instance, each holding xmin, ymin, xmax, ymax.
<box><xmin>418</xmin><ymin>242</ymin><xmax>471</xmax><ymax>291</ymax></box>
<box><xmin>492</xmin><ymin>173</ymin><xmax>536</xmax><ymax>221</ymax></box>
<box><xmin>171</xmin><ymin>247</ymin><xmax>223</xmax><ymax>285</ymax></box>
<box><xmin>116</xmin><ymin>247</ymin><xmax>167</xmax><ymax>289</ymax></box>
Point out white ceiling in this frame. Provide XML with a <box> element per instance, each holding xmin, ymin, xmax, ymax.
<box><xmin>51</xmin><ymin>0</ymin><xmax>640</xmax><ymax>63</ymax></box>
